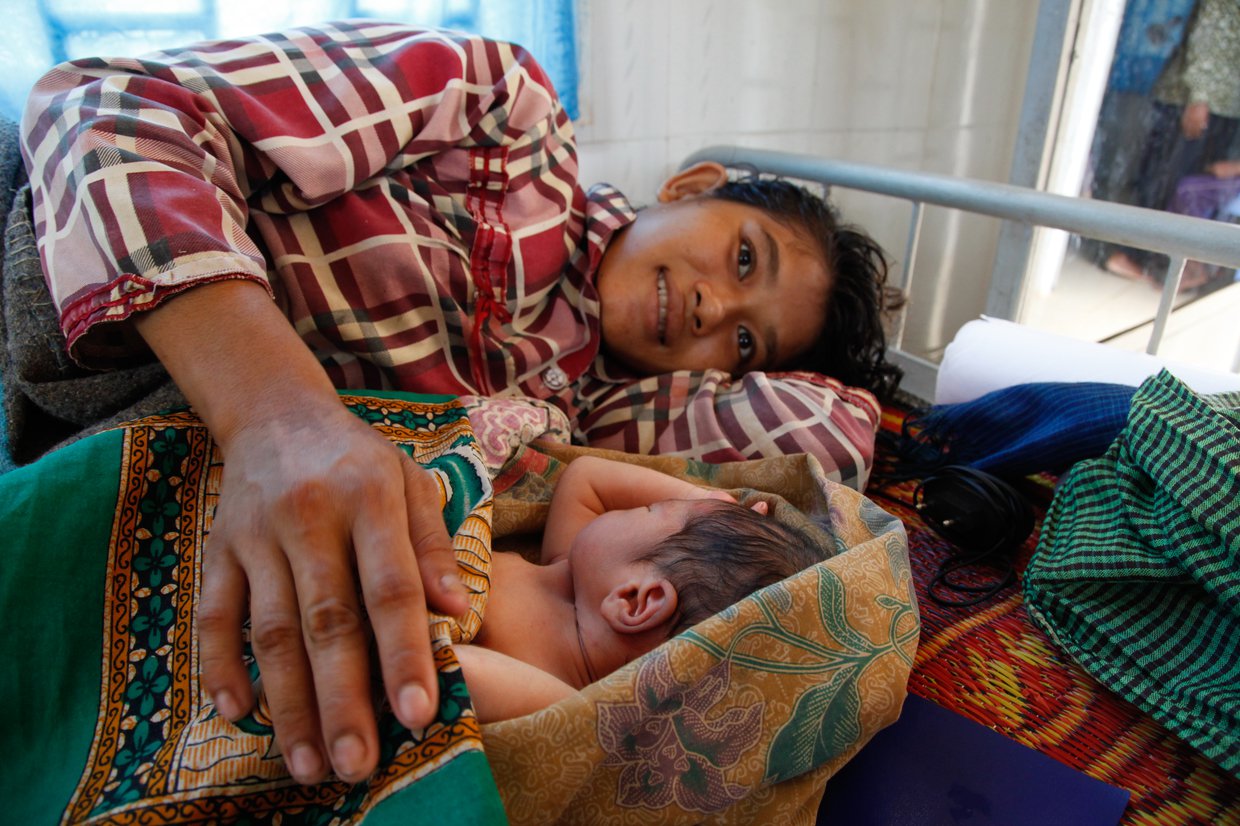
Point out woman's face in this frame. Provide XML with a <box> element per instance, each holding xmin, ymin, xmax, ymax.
<box><xmin>595</xmin><ymin>170</ymin><xmax>831</xmax><ymax>376</ymax></box>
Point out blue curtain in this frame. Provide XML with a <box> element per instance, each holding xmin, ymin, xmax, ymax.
<box><xmin>1</xmin><ymin>0</ymin><xmax>578</xmax><ymax>121</ymax></box>
<box><xmin>474</xmin><ymin>0</ymin><xmax>579</xmax><ymax>119</ymax></box>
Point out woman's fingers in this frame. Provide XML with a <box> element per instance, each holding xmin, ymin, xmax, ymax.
<box><xmin>354</xmin><ymin>458</ymin><xmax>452</xmax><ymax>732</ymax></box>
<box><xmin>247</xmin><ymin>546</ymin><xmax>333</xmax><ymax>784</ymax></box>
<box><xmin>401</xmin><ymin>456</ymin><xmax>469</xmax><ymax>618</ymax></box>
<box><xmin>197</xmin><ymin>540</ymin><xmax>256</xmax><ymax>722</ymax></box>
<box><xmin>284</xmin><ymin>525</ymin><xmax>378</xmax><ymax>783</ymax></box>
<box><xmin>199</xmin><ymin>515</ymin><xmax>337</xmax><ymax>785</ymax></box>
<box><xmin>194</xmin><ymin>416</ymin><xmax>462</xmax><ymax>785</ymax></box>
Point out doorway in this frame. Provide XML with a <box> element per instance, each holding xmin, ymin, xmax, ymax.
<box><xmin>995</xmin><ymin>0</ymin><xmax>1240</xmax><ymax>374</ymax></box>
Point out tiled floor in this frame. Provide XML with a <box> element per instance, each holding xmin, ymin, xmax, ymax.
<box><xmin>1022</xmin><ymin>252</ymin><xmax>1240</xmax><ymax>376</ymax></box>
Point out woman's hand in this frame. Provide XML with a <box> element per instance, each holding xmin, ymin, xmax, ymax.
<box><xmin>137</xmin><ymin>280</ymin><xmax>467</xmax><ymax>784</ymax></box>
<box><xmin>199</xmin><ymin>405</ymin><xmax>467</xmax><ymax>784</ymax></box>
<box><xmin>1206</xmin><ymin>159</ymin><xmax>1240</xmax><ymax>178</ymax></box>
<box><xmin>1181</xmin><ymin>101</ymin><xmax>1210</xmax><ymax>140</ymax></box>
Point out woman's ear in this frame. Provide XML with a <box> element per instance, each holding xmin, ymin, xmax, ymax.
<box><xmin>656</xmin><ymin>161</ymin><xmax>729</xmax><ymax>203</ymax></box>
<box><xmin>602</xmin><ymin>574</ymin><xmax>678</xmax><ymax>635</ymax></box>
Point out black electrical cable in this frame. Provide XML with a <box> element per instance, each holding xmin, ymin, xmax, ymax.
<box><xmin>912</xmin><ymin>466</ymin><xmax>1035</xmax><ymax>607</ymax></box>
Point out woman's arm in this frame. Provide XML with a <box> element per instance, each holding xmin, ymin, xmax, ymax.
<box><xmin>452</xmin><ymin>644</ymin><xmax>577</xmax><ymax>723</ymax></box>
<box><xmin>136</xmin><ymin>280</ymin><xmax>468</xmax><ymax>785</ymax></box>
<box><xmin>540</xmin><ymin>457</ymin><xmax>731</xmax><ymax>565</ymax></box>
<box><xmin>22</xmin><ymin>22</ymin><xmax>570</xmax><ymax>367</ymax></box>
<box><xmin>576</xmin><ymin>370</ymin><xmax>880</xmax><ymax>491</ymax></box>
<box><xmin>22</xmin><ymin>22</ymin><xmax>568</xmax><ymax>785</ymax></box>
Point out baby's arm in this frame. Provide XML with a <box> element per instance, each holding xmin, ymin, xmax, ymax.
<box><xmin>541</xmin><ymin>457</ymin><xmax>731</xmax><ymax>564</ymax></box>
<box><xmin>452</xmin><ymin>644</ymin><xmax>577</xmax><ymax>723</ymax></box>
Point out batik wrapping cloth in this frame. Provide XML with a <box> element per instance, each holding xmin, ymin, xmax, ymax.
<box><xmin>481</xmin><ymin>441</ymin><xmax>919</xmax><ymax>825</ymax></box>
<box><xmin>1024</xmin><ymin>370</ymin><xmax>1240</xmax><ymax>780</ymax></box>
<box><xmin>0</xmin><ymin>393</ymin><xmax>506</xmax><ymax>825</ymax></box>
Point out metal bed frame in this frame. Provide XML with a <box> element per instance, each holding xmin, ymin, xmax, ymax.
<box><xmin>683</xmin><ymin>145</ymin><xmax>1240</xmax><ymax>401</ymax></box>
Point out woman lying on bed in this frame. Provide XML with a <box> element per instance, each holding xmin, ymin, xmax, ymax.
<box><xmin>18</xmin><ymin>21</ymin><xmax>900</xmax><ymax>785</ymax></box>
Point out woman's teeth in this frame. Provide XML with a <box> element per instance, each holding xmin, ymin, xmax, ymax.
<box><xmin>657</xmin><ymin>271</ymin><xmax>668</xmax><ymax>344</ymax></box>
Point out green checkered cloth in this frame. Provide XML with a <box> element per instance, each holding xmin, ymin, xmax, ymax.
<box><xmin>1025</xmin><ymin>370</ymin><xmax>1240</xmax><ymax>780</ymax></box>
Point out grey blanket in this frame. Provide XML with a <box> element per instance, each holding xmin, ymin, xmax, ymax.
<box><xmin>0</xmin><ymin>116</ymin><xmax>185</xmax><ymax>466</ymax></box>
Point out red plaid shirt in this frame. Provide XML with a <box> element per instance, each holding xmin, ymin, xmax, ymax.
<box><xmin>22</xmin><ymin>22</ymin><xmax>880</xmax><ymax>488</ymax></box>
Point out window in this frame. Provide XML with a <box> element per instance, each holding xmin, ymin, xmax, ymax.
<box><xmin>0</xmin><ymin>0</ymin><xmax>578</xmax><ymax>122</ymax></box>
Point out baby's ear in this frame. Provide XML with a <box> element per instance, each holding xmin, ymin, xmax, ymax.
<box><xmin>603</xmin><ymin>573</ymin><xmax>678</xmax><ymax>636</ymax></box>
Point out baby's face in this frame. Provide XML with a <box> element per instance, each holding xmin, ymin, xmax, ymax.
<box><xmin>568</xmin><ymin>498</ymin><xmax>717</xmax><ymax>679</ymax></box>
<box><xmin>571</xmin><ymin>498</ymin><xmax>699</xmax><ymax>568</ymax></box>
<box><xmin>568</xmin><ymin>498</ymin><xmax>713</xmax><ymax>615</ymax></box>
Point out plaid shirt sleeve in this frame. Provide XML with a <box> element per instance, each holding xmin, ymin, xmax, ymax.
<box><xmin>21</xmin><ymin>22</ymin><xmax>582</xmax><ymax>375</ymax></box>
<box><xmin>574</xmin><ymin>369</ymin><xmax>881</xmax><ymax>490</ymax></box>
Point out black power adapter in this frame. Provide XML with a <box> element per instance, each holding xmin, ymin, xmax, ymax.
<box><xmin>912</xmin><ymin>466</ymin><xmax>1035</xmax><ymax>607</ymax></box>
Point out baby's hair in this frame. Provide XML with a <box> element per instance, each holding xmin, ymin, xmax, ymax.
<box><xmin>707</xmin><ymin>175</ymin><xmax>905</xmax><ymax>401</ymax></box>
<box><xmin>640</xmin><ymin>500</ymin><xmax>823</xmax><ymax>635</ymax></box>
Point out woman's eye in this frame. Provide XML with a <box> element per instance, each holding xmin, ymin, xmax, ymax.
<box><xmin>738</xmin><ymin>240</ymin><xmax>754</xmax><ymax>279</ymax></box>
<box><xmin>737</xmin><ymin>326</ymin><xmax>756</xmax><ymax>362</ymax></box>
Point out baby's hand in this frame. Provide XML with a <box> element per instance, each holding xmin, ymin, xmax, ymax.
<box><xmin>689</xmin><ymin>488</ymin><xmax>772</xmax><ymax>516</ymax></box>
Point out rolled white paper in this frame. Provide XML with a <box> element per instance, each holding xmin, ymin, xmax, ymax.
<box><xmin>934</xmin><ymin>317</ymin><xmax>1240</xmax><ymax>404</ymax></box>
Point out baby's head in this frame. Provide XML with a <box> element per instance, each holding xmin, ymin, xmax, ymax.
<box><xmin>570</xmin><ymin>497</ymin><xmax>822</xmax><ymax>680</ymax></box>
<box><xmin>639</xmin><ymin>499</ymin><xmax>822</xmax><ymax>635</ymax></box>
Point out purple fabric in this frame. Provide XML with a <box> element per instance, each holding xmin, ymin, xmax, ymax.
<box><xmin>1168</xmin><ymin>174</ymin><xmax>1240</xmax><ymax>220</ymax></box>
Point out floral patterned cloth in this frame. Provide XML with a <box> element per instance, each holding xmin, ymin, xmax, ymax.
<box><xmin>481</xmin><ymin>442</ymin><xmax>920</xmax><ymax>825</ymax></box>
<box><xmin>459</xmin><ymin>395</ymin><xmax>573</xmax><ymax>472</ymax></box>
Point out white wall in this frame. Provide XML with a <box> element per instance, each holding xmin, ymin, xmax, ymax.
<box><xmin>573</xmin><ymin>0</ymin><xmax>1042</xmax><ymax>361</ymax></box>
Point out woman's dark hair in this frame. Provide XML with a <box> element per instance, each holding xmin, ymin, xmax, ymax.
<box><xmin>708</xmin><ymin>175</ymin><xmax>905</xmax><ymax>401</ymax></box>
<box><xmin>640</xmin><ymin>500</ymin><xmax>822</xmax><ymax>636</ymax></box>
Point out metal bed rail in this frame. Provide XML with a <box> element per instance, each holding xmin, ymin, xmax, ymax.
<box><xmin>682</xmin><ymin>145</ymin><xmax>1240</xmax><ymax>398</ymax></box>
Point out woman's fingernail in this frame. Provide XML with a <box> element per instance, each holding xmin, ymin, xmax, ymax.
<box><xmin>332</xmin><ymin>733</ymin><xmax>368</xmax><ymax>780</ymax></box>
<box><xmin>398</xmin><ymin>684</ymin><xmax>431</xmax><ymax>728</ymax></box>
<box><xmin>288</xmin><ymin>742</ymin><xmax>323</xmax><ymax>783</ymax></box>
<box><xmin>212</xmin><ymin>689</ymin><xmax>240</xmax><ymax>720</ymax></box>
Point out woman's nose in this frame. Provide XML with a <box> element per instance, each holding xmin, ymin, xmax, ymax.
<box><xmin>691</xmin><ymin>282</ymin><xmax>727</xmax><ymax>335</ymax></box>
<box><xmin>691</xmin><ymin>287</ymin><xmax>721</xmax><ymax>335</ymax></box>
